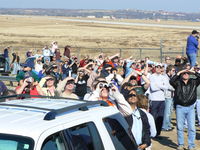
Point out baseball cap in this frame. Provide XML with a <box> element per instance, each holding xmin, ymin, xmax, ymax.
<box><xmin>21</xmin><ymin>63</ymin><xmax>32</xmax><ymax>68</ymax></box>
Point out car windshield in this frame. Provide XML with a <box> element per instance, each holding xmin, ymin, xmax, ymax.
<box><xmin>0</xmin><ymin>133</ymin><xmax>34</xmax><ymax>150</ymax></box>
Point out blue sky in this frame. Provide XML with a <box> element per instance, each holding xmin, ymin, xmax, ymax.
<box><xmin>1</xmin><ymin>0</ymin><xmax>200</xmax><ymax>13</ymax></box>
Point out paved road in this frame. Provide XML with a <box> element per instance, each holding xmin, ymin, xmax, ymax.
<box><xmin>4</xmin><ymin>15</ymin><xmax>200</xmax><ymax>30</ymax></box>
<box><xmin>49</xmin><ymin>17</ymin><xmax>200</xmax><ymax>30</ymax></box>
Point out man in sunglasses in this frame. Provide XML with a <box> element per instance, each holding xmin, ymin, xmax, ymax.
<box><xmin>170</xmin><ymin>68</ymin><xmax>200</xmax><ymax>150</ymax></box>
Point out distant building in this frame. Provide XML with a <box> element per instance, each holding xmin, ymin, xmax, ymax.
<box><xmin>176</xmin><ymin>14</ymin><xmax>186</xmax><ymax>17</ymax></box>
<box><xmin>102</xmin><ymin>16</ymin><xmax>111</xmax><ymax>19</ymax></box>
<box><xmin>87</xmin><ymin>16</ymin><xmax>96</xmax><ymax>18</ymax></box>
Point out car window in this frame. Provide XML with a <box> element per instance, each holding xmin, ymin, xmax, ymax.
<box><xmin>103</xmin><ymin>113</ymin><xmax>137</xmax><ymax>150</ymax></box>
<box><xmin>66</xmin><ymin>122</ymin><xmax>104</xmax><ymax>150</ymax></box>
<box><xmin>0</xmin><ymin>134</ymin><xmax>34</xmax><ymax>150</ymax></box>
<box><xmin>41</xmin><ymin>132</ymin><xmax>67</xmax><ymax>150</ymax></box>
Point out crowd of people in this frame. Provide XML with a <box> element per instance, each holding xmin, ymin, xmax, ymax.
<box><xmin>0</xmin><ymin>30</ymin><xmax>200</xmax><ymax>150</ymax></box>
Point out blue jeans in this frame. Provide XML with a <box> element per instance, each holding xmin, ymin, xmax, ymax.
<box><xmin>187</xmin><ymin>53</ymin><xmax>196</xmax><ymax>67</ymax></box>
<box><xmin>196</xmin><ymin>99</ymin><xmax>200</xmax><ymax>126</ymax></box>
<box><xmin>162</xmin><ymin>98</ymin><xmax>173</xmax><ymax>130</ymax></box>
<box><xmin>5</xmin><ymin>57</ymin><xmax>10</xmax><ymax>72</ymax></box>
<box><xmin>176</xmin><ymin>104</ymin><xmax>196</xmax><ymax>149</ymax></box>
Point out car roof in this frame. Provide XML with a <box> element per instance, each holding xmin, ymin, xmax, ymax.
<box><xmin>0</xmin><ymin>98</ymin><xmax>118</xmax><ymax>141</ymax></box>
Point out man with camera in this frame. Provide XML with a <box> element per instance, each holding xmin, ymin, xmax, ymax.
<box><xmin>186</xmin><ymin>30</ymin><xmax>199</xmax><ymax>69</ymax></box>
<box><xmin>16</xmin><ymin>63</ymin><xmax>39</xmax><ymax>86</ymax></box>
<box><xmin>170</xmin><ymin>68</ymin><xmax>200</xmax><ymax>150</ymax></box>
<box><xmin>15</xmin><ymin>75</ymin><xmax>44</xmax><ymax>97</ymax></box>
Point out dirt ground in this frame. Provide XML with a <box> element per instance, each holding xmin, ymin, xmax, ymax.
<box><xmin>0</xmin><ymin>15</ymin><xmax>197</xmax><ymax>62</ymax></box>
<box><xmin>152</xmin><ymin>113</ymin><xmax>200</xmax><ymax>150</ymax></box>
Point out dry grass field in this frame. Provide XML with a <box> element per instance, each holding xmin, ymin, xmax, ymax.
<box><xmin>0</xmin><ymin>15</ymin><xmax>200</xmax><ymax>61</ymax></box>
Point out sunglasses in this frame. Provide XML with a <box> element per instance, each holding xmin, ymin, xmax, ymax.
<box><xmin>156</xmin><ymin>66</ymin><xmax>162</xmax><ymax>68</ymax></box>
<box><xmin>66</xmin><ymin>79</ymin><xmax>75</xmax><ymax>85</ymax></box>
<box><xmin>129</xmin><ymin>94</ymin><xmax>136</xmax><ymax>97</ymax></box>
<box><xmin>46</xmin><ymin>78</ymin><xmax>54</xmax><ymax>81</ymax></box>
<box><xmin>182</xmin><ymin>72</ymin><xmax>189</xmax><ymax>75</ymax></box>
<box><xmin>130</xmin><ymin>76</ymin><xmax>137</xmax><ymax>80</ymax></box>
<box><xmin>126</xmin><ymin>93</ymin><xmax>137</xmax><ymax>99</ymax></box>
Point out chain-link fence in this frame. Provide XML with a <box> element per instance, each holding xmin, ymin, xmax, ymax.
<box><xmin>0</xmin><ymin>45</ymin><xmax>187</xmax><ymax>63</ymax></box>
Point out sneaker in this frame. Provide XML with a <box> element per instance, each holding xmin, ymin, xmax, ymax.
<box><xmin>176</xmin><ymin>145</ymin><xmax>185</xmax><ymax>150</ymax></box>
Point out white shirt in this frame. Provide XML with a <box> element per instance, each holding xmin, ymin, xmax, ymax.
<box><xmin>149</xmin><ymin>73</ymin><xmax>168</xmax><ymax>101</ymax></box>
<box><xmin>131</xmin><ymin>108</ymin><xmax>142</xmax><ymax>146</ymax></box>
<box><xmin>43</xmin><ymin>49</ymin><xmax>51</xmax><ymax>57</ymax></box>
<box><xmin>51</xmin><ymin>44</ymin><xmax>58</xmax><ymax>54</ymax></box>
<box><xmin>140</xmin><ymin>108</ymin><xmax>157</xmax><ymax>137</ymax></box>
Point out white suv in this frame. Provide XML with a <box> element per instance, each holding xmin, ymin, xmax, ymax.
<box><xmin>0</xmin><ymin>97</ymin><xmax>137</xmax><ymax>150</ymax></box>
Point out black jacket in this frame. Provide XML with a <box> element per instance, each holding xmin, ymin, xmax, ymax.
<box><xmin>125</xmin><ymin>108</ymin><xmax>151</xmax><ymax>147</ymax></box>
<box><xmin>170</xmin><ymin>72</ymin><xmax>200</xmax><ymax>106</ymax></box>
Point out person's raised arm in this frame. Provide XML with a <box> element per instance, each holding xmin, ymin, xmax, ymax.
<box><xmin>110</xmin><ymin>85</ymin><xmax>133</xmax><ymax>116</ymax></box>
<box><xmin>135</xmin><ymin>70</ymin><xmax>150</xmax><ymax>89</ymax></box>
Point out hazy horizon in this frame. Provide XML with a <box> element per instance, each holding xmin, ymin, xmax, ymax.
<box><xmin>1</xmin><ymin>0</ymin><xmax>200</xmax><ymax>13</ymax></box>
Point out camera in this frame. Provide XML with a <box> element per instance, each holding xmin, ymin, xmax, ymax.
<box><xmin>26</xmin><ymin>77</ymin><xmax>33</xmax><ymax>83</ymax></box>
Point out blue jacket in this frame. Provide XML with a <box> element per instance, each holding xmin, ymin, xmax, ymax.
<box><xmin>186</xmin><ymin>35</ymin><xmax>198</xmax><ymax>54</ymax></box>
